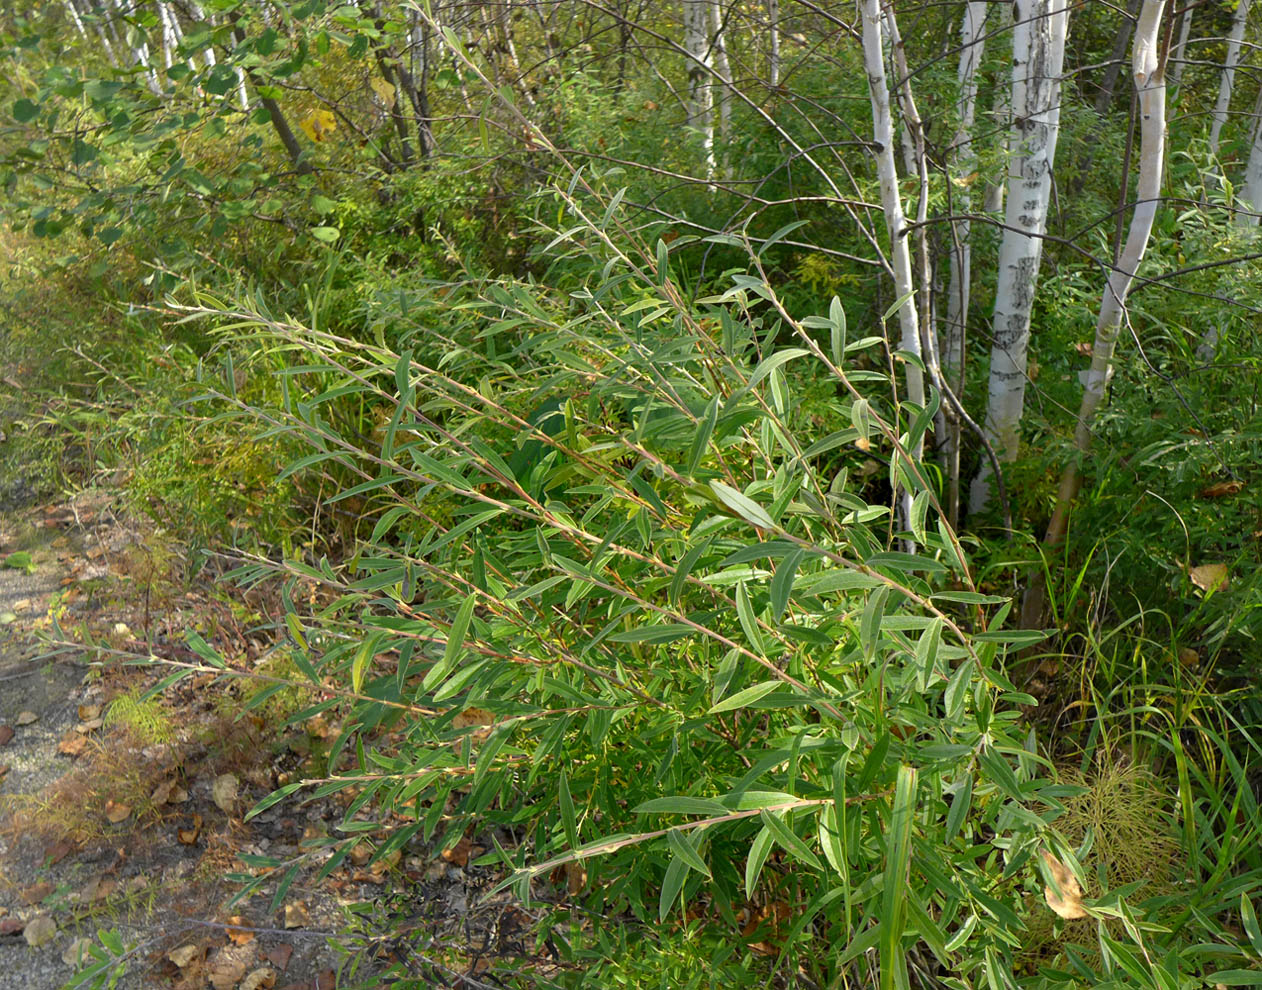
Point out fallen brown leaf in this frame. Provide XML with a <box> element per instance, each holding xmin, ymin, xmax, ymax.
<box><xmin>78</xmin><ymin>704</ymin><xmax>102</xmax><ymax>721</ymax></box>
<box><xmin>1041</xmin><ymin>849</ymin><xmax>1087</xmax><ymax>919</ymax></box>
<box><xmin>0</xmin><ymin>725</ymin><xmax>13</xmax><ymax>746</ymax></box>
<box><xmin>1189</xmin><ymin>563</ymin><xmax>1229</xmax><ymax>594</ymax></box>
<box><xmin>264</xmin><ymin>944</ymin><xmax>293</xmax><ymax>972</ymax></box>
<box><xmin>177</xmin><ymin>813</ymin><xmax>203</xmax><ymax>845</ymax></box>
<box><xmin>58</xmin><ymin>731</ymin><xmax>87</xmax><ymax>757</ymax></box>
<box><xmin>104</xmin><ymin>800</ymin><xmax>132</xmax><ymax>824</ymax></box>
<box><xmin>441</xmin><ymin>836</ymin><xmax>475</xmax><ymax>868</ymax></box>
<box><xmin>1198</xmin><ymin>480</ymin><xmax>1244</xmax><ymax>498</ymax></box>
<box><xmin>240</xmin><ymin>967</ymin><xmax>277</xmax><ymax>990</ymax></box>
<box><xmin>44</xmin><ymin>838</ymin><xmax>75</xmax><ymax>865</ymax></box>
<box><xmin>167</xmin><ymin>944</ymin><xmax>201</xmax><ymax>969</ymax></box>
<box><xmin>226</xmin><ymin>916</ymin><xmax>255</xmax><ymax>945</ymax></box>
<box><xmin>283</xmin><ymin>901</ymin><xmax>310</xmax><ymax>930</ymax></box>
<box><xmin>0</xmin><ymin>918</ymin><xmax>23</xmax><ymax>937</ymax></box>
<box><xmin>20</xmin><ymin>882</ymin><xmax>53</xmax><ymax>906</ymax></box>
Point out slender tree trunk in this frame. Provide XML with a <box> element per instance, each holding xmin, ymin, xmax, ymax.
<box><xmin>943</xmin><ymin>0</ymin><xmax>988</xmax><ymax>526</ymax></box>
<box><xmin>1168</xmin><ymin>3</ymin><xmax>1193</xmax><ymax>87</ymax></box>
<box><xmin>1208</xmin><ymin>0</ymin><xmax>1250</xmax><ymax>155</ymax></box>
<box><xmin>711</xmin><ymin>0</ymin><xmax>732</xmax><ymax>176</ymax></box>
<box><xmin>229</xmin><ymin>17</ymin><xmax>312</xmax><ymax>175</ymax></box>
<box><xmin>969</xmin><ymin>0</ymin><xmax>1070</xmax><ymax>514</ymax></box>
<box><xmin>860</xmin><ymin>0</ymin><xmax>926</xmax><ymax>443</ymax></box>
<box><xmin>1027</xmin><ymin>0</ymin><xmax>1168</xmax><ymax>627</ymax></box>
<box><xmin>768</xmin><ymin>0</ymin><xmax>780</xmax><ymax>87</ymax></box>
<box><xmin>1094</xmin><ymin>0</ymin><xmax>1142</xmax><ymax>114</ymax></box>
<box><xmin>684</xmin><ymin>0</ymin><xmax>716</xmax><ymax>181</ymax></box>
<box><xmin>1239</xmin><ymin>86</ymin><xmax>1262</xmax><ymax>223</ymax></box>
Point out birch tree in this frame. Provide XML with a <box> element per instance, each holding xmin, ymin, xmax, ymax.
<box><xmin>860</xmin><ymin>0</ymin><xmax>925</xmax><ymax>453</ymax></box>
<box><xmin>684</xmin><ymin>0</ymin><xmax>716</xmax><ymax>180</ymax></box>
<box><xmin>1241</xmin><ymin>87</ymin><xmax>1262</xmax><ymax>223</ymax></box>
<box><xmin>969</xmin><ymin>0</ymin><xmax>1069</xmax><ymax>513</ymax></box>
<box><xmin>1029</xmin><ymin>0</ymin><xmax>1169</xmax><ymax>623</ymax></box>
<box><xmin>1208</xmin><ymin>0</ymin><xmax>1250</xmax><ymax>155</ymax></box>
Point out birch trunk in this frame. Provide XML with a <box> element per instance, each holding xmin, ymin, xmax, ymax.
<box><xmin>1208</xmin><ymin>0</ymin><xmax>1250</xmax><ymax>155</ymax></box>
<box><xmin>943</xmin><ymin>0</ymin><xmax>988</xmax><ymax>525</ymax></box>
<box><xmin>860</xmin><ymin>0</ymin><xmax>925</xmax><ymax>434</ymax></box>
<box><xmin>711</xmin><ymin>0</ymin><xmax>732</xmax><ymax>176</ymax></box>
<box><xmin>768</xmin><ymin>0</ymin><xmax>780</xmax><ymax>87</ymax></box>
<box><xmin>684</xmin><ymin>0</ymin><xmax>716</xmax><ymax>181</ymax></box>
<box><xmin>969</xmin><ymin>0</ymin><xmax>1069</xmax><ymax>514</ymax></box>
<box><xmin>1030</xmin><ymin>0</ymin><xmax>1168</xmax><ymax>625</ymax></box>
<box><xmin>944</xmin><ymin>1</ymin><xmax>988</xmax><ymax>380</ymax></box>
<box><xmin>1239</xmin><ymin>86</ymin><xmax>1262</xmax><ymax>223</ymax></box>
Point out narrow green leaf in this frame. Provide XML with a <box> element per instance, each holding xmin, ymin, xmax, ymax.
<box><xmin>880</xmin><ymin>766</ymin><xmax>918</xmax><ymax>990</ymax></box>
<box><xmin>735</xmin><ymin>581</ymin><xmax>765</xmax><ymax>654</ymax></box>
<box><xmin>861</xmin><ymin>587</ymin><xmax>889</xmax><ymax>662</ymax></box>
<box><xmin>1242</xmin><ymin>893</ymin><xmax>1262</xmax><ymax>955</ymax></box>
<box><xmin>658</xmin><ymin>855</ymin><xmax>689</xmax><ymax>922</ymax></box>
<box><xmin>559</xmin><ymin>772</ymin><xmax>578</xmax><ymax>850</ymax></box>
<box><xmin>633</xmin><ymin>796</ymin><xmax>729</xmax><ymax>816</ymax></box>
<box><xmin>745</xmin><ymin>824</ymin><xmax>774</xmax><ymax>895</ymax></box>
<box><xmin>422</xmin><ymin>592</ymin><xmax>477</xmax><ymax>692</ymax></box>
<box><xmin>708</xmin><ymin>680</ymin><xmax>783</xmax><ymax>714</ymax></box>
<box><xmin>914</xmin><ymin>618</ymin><xmax>943</xmax><ymax>691</ymax></box>
<box><xmin>351</xmin><ymin>631</ymin><xmax>383</xmax><ymax>694</ymax></box>
<box><xmin>710</xmin><ymin>481</ymin><xmax>775</xmax><ymax>530</ymax></box>
<box><xmin>666</xmin><ymin>828</ymin><xmax>710</xmax><ymax>878</ymax></box>
<box><xmin>686</xmin><ymin>397</ymin><xmax>719</xmax><ymax>476</ymax></box>
<box><xmin>759</xmin><ymin>809</ymin><xmax>822</xmax><ymax>871</ymax></box>
<box><xmin>771</xmin><ymin>548</ymin><xmax>804</xmax><ymax>621</ymax></box>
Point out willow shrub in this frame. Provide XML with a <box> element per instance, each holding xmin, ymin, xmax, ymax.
<box><xmin>196</xmin><ymin>204</ymin><xmax>1086</xmax><ymax>988</ymax></box>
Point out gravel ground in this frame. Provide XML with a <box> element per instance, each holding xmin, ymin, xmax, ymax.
<box><xmin>0</xmin><ymin>507</ymin><xmax>374</xmax><ymax>990</ymax></box>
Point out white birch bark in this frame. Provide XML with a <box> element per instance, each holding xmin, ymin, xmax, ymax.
<box><xmin>1238</xmin><ymin>86</ymin><xmax>1262</xmax><ymax>223</ymax></box>
<box><xmin>1208</xmin><ymin>0</ymin><xmax>1250</xmax><ymax>155</ymax></box>
<box><xmin>711</xmin><ymin>0</ymin><xmax>732</xmax><ymax>175</ymax></box>
<box><xmin>1046</xmin><ymin>0</ymin><xmax>1168</xmax><ymax>541</ymax></box>
<box><xmin>944</xmin><ymin>1</ymin><xmax>988</xmax><ymax>381</ymax></box>
<box><xmin>684</xmin><ymin>0</ymin><xmax>716</xmax><ymax>181</ymax></box>
<box><xmin>768</xmin><ymin>0</ymin><xmax>780</xmax><ymax>87</ymax></box>
<box><xmin>969</xmin><ymin>0</ymin><xmax>1069</xmax><ymax>513</ymax></box>
<box><xmin>860</xmin><ymin>0</ymin><xmax>925</xmax><ymax>435</ymax></box>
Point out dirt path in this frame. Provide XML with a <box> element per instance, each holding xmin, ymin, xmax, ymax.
<box><xmin>0</xmin><ymin>503</ymin><xmax>372</xmax><ymax>990</ymax></box>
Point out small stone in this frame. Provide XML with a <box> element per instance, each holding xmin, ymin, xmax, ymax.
<box><xmin>23</xmin><ymin>915</ymin><xmax>57</xmax><ymax>947</ymax></box>
<box><xmin>212</xmin><ymin>774</ymin><xmax>240</xmax><ymax>815</ymax></box>
<box><xmin>62</xmin><ymin>937</ymin><xmax>94</xmax><ymax>967</ymax></box>
<box><xmin>11</xmin><ymin>598</ymin><xmax>31</xmax><ymax>613</ymax></box>
<box><xmin>76</xmin><ymin>718</ymin><xmax>103</xmax><ymax>733</ymax></box>
<box><xmin>111</xmin><ymin>622</ymin><xmax>130</xmax><ymax>637</ymax></box>
<box><xmin>16</xmin><ymin>711</ymin><xmax>37</xmax><ymax>726</ymax></box>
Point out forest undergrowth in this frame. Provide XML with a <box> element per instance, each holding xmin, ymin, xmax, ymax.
<box><xmin>2</xmin><ymin>1</ymin><xmax>1261</xmax><ymax>987</ymax></box>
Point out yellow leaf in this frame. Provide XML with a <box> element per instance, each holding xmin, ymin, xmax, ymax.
<box><xmin>1040</xmin><ymin>849</ymin><xmax>1087</xmax><ymax>920</ymax></box>
<box><xmin>299</xmin><ymin>109</ymin><xmax>337</xmax><ymax>143</ymax></box>
<box><xmin>1189</xmin><ymin>563</ymin><xmax>1229</xmax><ymax>594</ymax></box>
<box><xmin>369</xmin><ymin>75</ymin><xmax>395</xmax><ymax>107</ymax></box>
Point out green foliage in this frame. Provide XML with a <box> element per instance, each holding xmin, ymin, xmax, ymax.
<box><xmin>104</xmin><ymin>689</ymin><xmax>174</xmax><ymax>746</ymax></box>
